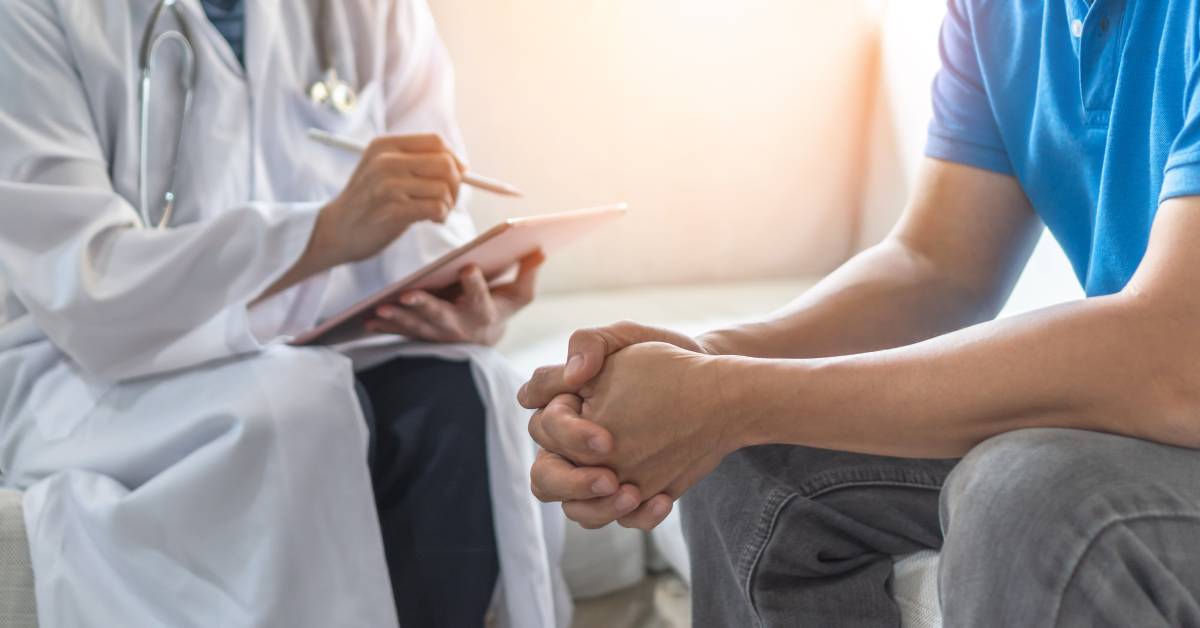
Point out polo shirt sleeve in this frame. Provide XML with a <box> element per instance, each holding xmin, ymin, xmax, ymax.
<box><xmin>924</xmin><ymin>0</ymin><xmax>1014</xmax><ymax>175</ymax></box>
<box><xmin>1161</xmin><ymin>55</ymin><xmax>1200</xmax><ymax>202</ymax></box>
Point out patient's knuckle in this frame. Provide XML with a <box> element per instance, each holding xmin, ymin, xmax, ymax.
<box><xmin>570</xmin><ymin>328</ymin><xmax>599</xmax><ymax>345</ymax></box>
<box><xmin>612</xmin><ymin>320</ymin><xmax>640</xmax><ymax>333</ymax></box>
<box><xmin>566</xmin><ymin>509</ymin><xmax>606</xmax><ymax>529</ymax></box>
<box><xmin>530</xmin><ymin>365</ymin><xmax>556</xmax><ymax>386</ymax></box>
<box><xmin>545</xmin><ymin>404</ymin><xmax>574</xmax><ymax>433</ymax></box>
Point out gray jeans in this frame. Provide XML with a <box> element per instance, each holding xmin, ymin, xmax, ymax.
<box><xmin>682</xmin><ymin>428</ymin><xmax>1200</xmax><ymax>627</ymax></box>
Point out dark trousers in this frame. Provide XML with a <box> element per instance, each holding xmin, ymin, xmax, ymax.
<box><xmin>356</xmin><ymin>357</ymin><xmax>499</xmax><ymax>628</ymax></box>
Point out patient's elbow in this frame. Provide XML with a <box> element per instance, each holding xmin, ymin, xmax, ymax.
<box><xmin>1125</xmin><ymin>295</ymin><xmax>1200</xmax><ymax>449</ymax></box>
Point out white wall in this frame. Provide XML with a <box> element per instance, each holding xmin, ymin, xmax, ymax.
<box><xmin>428</xmin><ymin>0</ymin><xmax>882</xmax><ymax>293</ymax></box>
<box><xmin>860</xmin><ymin>1</ymin><xmax>1083</xmax><ymax>314</ymax></box>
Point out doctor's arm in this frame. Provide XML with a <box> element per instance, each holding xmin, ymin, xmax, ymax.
<box><xmin>0</xmin><ymin>3</ymin><xmax>452</xmax><ymax>380</ymax></box>
<box><xmin>337</xmin><ymin>0</ymin><xmax>542</xmax><ymax>345</ymax></box>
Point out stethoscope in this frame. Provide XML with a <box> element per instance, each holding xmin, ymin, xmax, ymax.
<box><xmin>138</xmin><ymin>0</ymin><xmax>357</xmax><ymax>229</ymax></box>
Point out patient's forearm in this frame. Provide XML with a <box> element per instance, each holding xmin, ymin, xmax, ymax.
<box><xmin>726</xmin><ymin>293</ymin><xmax>1200</xmax><ymax>458</ymax></box>
<box><xmin>699</xmin><ymin>238</ymin><xmax>1002</xmax><ymax>359</ymax></box>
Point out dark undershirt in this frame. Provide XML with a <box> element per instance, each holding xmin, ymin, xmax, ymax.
<box><xmin>200</xmin><ymin>0</ymin><xmax>245</xmax><ymax>65</ymax></box>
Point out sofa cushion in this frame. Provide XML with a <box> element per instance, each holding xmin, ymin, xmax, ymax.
<box><xmin>0</xmin><ymin>489</ymin><xmax>36</xmax><ymax>628</ymax></box>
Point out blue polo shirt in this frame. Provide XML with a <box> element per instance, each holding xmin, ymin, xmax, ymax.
<box><xmin>926</xmin><ymin>0</ymin><xmax>1200</xmax><ymax>296</ymax></box>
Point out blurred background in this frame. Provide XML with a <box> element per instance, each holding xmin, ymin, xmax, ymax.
<box><xmin>425</xmin><ymin>1</ymin><xmax>1083</xmax><ymax>626</ymax></box>
<box><xmin>434</xmin><ymin>0</ymin><xmax>878</xmax><ymax>292</ymax></box>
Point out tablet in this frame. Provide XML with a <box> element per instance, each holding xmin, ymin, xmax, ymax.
<box><xmin>290</xmin><ymin>203</ymin><xmax>627</xmax><ymax>346</ymax></box>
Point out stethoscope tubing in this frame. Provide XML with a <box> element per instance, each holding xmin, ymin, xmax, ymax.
<box><xmin>137</xmin><ymin>0</ymin><xmax>353</xmax><ymax>229</ymax></box>
<box><xmin>139</xmin><ymin>0</ymin><xmax>198</xmax><ymax>229</ymax></box>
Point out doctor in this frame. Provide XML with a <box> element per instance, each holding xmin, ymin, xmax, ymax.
<box><xmin>0</xmin><ymin>1</ymin><xmax>567</xmax><ymax>627</ymax></box>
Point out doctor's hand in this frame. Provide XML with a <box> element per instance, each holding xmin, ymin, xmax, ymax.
<box><xmin>528</xmin><ymin>342</ymin><xmax>743</xmax><ymax>530</ymax></box>
<box><xmin>365</xmin><ymin>252</ymin><xmax>544</xmax><ymax>346</ymax></box>
<box><xmin>312</xmin><ymin>134</ymin><xmax>466</xmax><ymax>268</ymax></box>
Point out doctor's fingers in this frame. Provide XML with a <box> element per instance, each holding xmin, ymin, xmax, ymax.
<box><xmin>368</xmin><ymin>305</ymin><xmax>452</xmax><ymax>342</ymax></box>
<box><xmin>378</xmin><ymin>196</ymin><xmax>451</xmax><ymax>225</ymax></box>
<box><xmin>457</xmin><ymin>266</ymin><xmax>498</xmax><ymax>317</ymax></box>
<box><xmin>386</xmin><ymin>153</ymin><xmax>462</xmax><ymax>192</ymax></box>
<box><xmin>491</xmin><ymin>252</ymin><xmax>545</xmax><ymax>315</ymax></box>
<box><xmin>399</xmin><ymin>291</ymin><xmax>473</xmax><ymax>331</ymax></box>
<box><xmin>384</xmin><ymin>176</ymin><xmax>455</xmax><ymax>206</ymax></box>
<box><xmin>561</xmin><ymin>485</ymin><xmax>644</xmax><ymax>530</ymax></box>
<box><xmin>372</xmin><ymin>153</ymin><xmax>463</xmax><ymax>204</ymax></box>
<box><xmin>530</xmin><ymin>450</ymin><xmax>620</xmax><ymax>502</ymax></box>
<box><xmin>369</xmin><ymin>133</ymin><xmax>464</xmax><ymax>166</ymax></box>
<box><xmin>527</xmin><ymin>394</ymin><xmax>613</xmax><ymax>464</ymax></box>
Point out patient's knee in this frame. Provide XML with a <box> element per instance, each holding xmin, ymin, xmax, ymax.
<box><xmin>942</xmin><ymin>429</ymin><xmax>1109</xmax><ymax>535</ymax></box>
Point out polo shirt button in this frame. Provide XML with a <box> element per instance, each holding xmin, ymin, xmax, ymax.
<box><xmin>1100</xmin><ymin>16</ymin><xmax>1111</xmax><ymax>33</ymax></box>
<box><xmin>1071</xmin><ymin>18</ymin><xmax>1084</xmax><ymax>37</ymax></box>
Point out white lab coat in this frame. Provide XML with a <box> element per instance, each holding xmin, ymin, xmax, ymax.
<box><xmin>0</xmin><ymin>1</ymin><xmax>569</xmax><ymax>626</ymax></box>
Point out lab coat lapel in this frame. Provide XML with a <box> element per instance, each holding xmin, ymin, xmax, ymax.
<box><xmin>161</xmin><ymin>0</ymin><xmax>245</xmax><ymax>76</ymax></box>
<box><xmin>244</xmin><ymin>0</ymin><xmax>283</xmax><ymax>91</ymax></box>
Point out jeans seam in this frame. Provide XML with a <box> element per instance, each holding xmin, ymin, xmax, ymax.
<box><xmin>794</xmin><ymin>465</ymin><xmax>952</xmax><ymax>500</ymax></box>
<box><xmin>806</xmin><ymin>479</ymin><xmax>945</xmax><ymax>500</ymax></box>
<box><xmin>739</xmin><ymin>487</ymin><xmax>796</xmax><ymax>628</ymax></box>
<box><xmin>739</xmin><ymin>472</ymin><xmax>947</xmax><ymax>627</ymax></box>
<box><xmin>1050</xmin><ymin>510</ymin><xmax>1200</xmax><ymax>628</ymax></box>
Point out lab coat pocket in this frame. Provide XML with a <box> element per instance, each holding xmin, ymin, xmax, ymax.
<box><xmin>287</xmin><ymin>81</ymin><xmax>383</xmax><ymax>197</ymax></box>
<box><xmin>28</xmin><ymin>359</ymin><xmax>113</xmax><ymax>441</ymax></box>
<box><xmin>288</xmin><ymin>81</ymin><xmax>383</xmax><ymax>145</ymax></box>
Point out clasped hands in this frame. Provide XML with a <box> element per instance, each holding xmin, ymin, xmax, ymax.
<box><xmin>519</xmin><ymin>322</ymin><xmax>746</xmax><ymax>530</ymax></box>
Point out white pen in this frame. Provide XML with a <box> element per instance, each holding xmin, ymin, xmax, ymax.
<box><xmin>306</xmin><ymin>128</ymin><xmax>524</xmax><ymax>197</ymax></box>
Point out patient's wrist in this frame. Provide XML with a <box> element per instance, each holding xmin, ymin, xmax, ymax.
<box><xmin>708</xmin><ymin>355</ymin><xmax>823</xmax><ymax>451</ymax></box>
<box><xmin>702</xmin><ymin>354</ymin><xmax>777</xmax><ymax>452</ymax></box>
<box><xmin>694</xmin><ymin>330</ymin><xmax>737</xmax><ymax>356</ymax></box>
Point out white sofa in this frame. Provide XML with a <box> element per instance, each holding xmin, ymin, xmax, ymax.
<box><xmin>0</xmin><ymin>491</ymin><xmax>36</xmax><ymax>628</ymax></box>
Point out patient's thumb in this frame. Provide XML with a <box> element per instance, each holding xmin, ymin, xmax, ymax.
<box><xmin>564</xmin><ymin>354</ymin><xmax>586</xmax><ymax>380</ymax></box>
<box><xmin>565</xmin><ymin>329</ymin><xmax>612</xmax><ymax>384</ymax></box>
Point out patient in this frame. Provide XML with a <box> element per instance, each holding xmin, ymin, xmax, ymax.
<box><xmin>520</xmin><ymin>2</ymin><xmax>1200</xmax><ymax>626</ymax></box>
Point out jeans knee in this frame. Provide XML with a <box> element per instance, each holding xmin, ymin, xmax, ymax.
<box><xmin>943</xmin><ymin>429</ymin><xmax>1112</xmax><ymax>533</ymax></box>
<box><xmin>940</xmin><ymin>429</ymin><xmax>1200</xmax><ymax>627</ymax></box>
